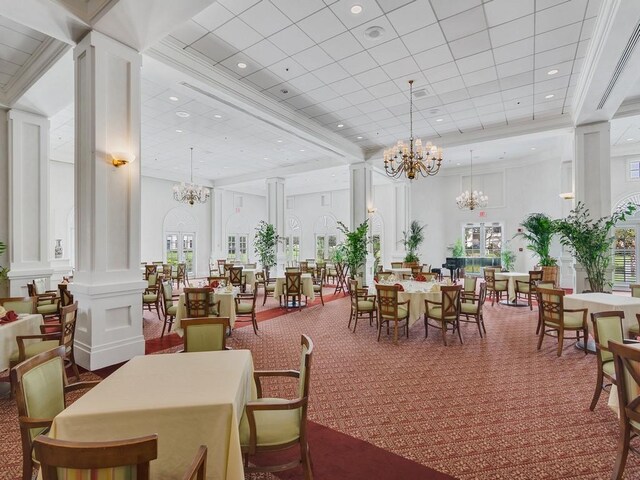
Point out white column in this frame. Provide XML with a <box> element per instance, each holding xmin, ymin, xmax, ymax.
<box><xmin>210</xmin><ymin>188</ymin><xmax>225</xmax><ymax>263</ymax></box>
<box><xmin>266</xmin><ymin>177</ymin><xmax>285</xmax><ymax>274</ymax></box>
<box><xmin>7</xmin><ymin>110</ymin><xmax>52</xmax><ymax>296</ymax></box>
<box><xmin>573</xmin><ymin>121</ymin><xmax>611</xmax><ymax>292</ymax></box>
<box><xmin>393</xmin><ymin>182</ymin><xmax>411</xmax><ymax>261</ymax></box>
<box><xmin>559</xmin><ymin>159</ymin><xmax>575</xmax><ymax>289</ymax></box>
<box><xmin>71</xmin><ymin>31</ymin><xmax>145</xmax><ymax>370</ymax></box>
<box><xmin>349</xmin><ymin>162</ymin><xmax>373</xmax><ymax>284</ymax></box>
<box><xmin>0</xmin><ymin>109</ymin><xmax>9</xmax><ymax>297</ymax></box>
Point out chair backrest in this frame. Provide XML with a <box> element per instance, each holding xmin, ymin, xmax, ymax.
<box><xmin>223</xmin><ymin>263</ymin><xmax>233</xmax><ymax>277</ymax></box>
<box><xmin>477</xmin><ymin>282</ymin><xmax>487</xmax><ymax>306</ymax></box>
<box><xmin>441</xmin><ymin>285</ymin><xmax>462</xmax><ymax>317</ymax></box>
<box><xmin>483</xmin><ymin>268</ymin><xmax>496</xmax><ymax>287</ymax></box>
<box><xmin>0</xmin><ymin>296</ymin><xmax>36</xmax><ymax>314</ymax></box>
<box><xmin>33</xmin><ymin>278</ymin><xmax>48</xmax><ymax>295</ymax></box>
<box><xmin>34</xmin><ymin>434</ymin><xmax>158</xmax><ymax>480</ymax></box>
<box><xmin>348</xmin><ymin>279</ymin><xmax>359</xmax><ymax>306</ymax></box>
<box><xmin>182</xmin><ymin>317</ymin><xmax>229</xmax><ymax>352</ymax></box>
<box><xmin>530</xmin><ymin>270</ymin><xmax>543</xmax><ymax>285</ymax></box>
<box><xmin>217</xmin><ymin>259</ymin><xmax>227</xmax><ymax>274</ymax></box>
<box><xmin>536</xmin><ymin>280</ymin><xmax>556</xmax><ymax>290</ymax></box>
<box><xmin>609</xmin><ymin>340</ymin><xmax>640</xmax><ymax>434</ymax></box>
<box><xmin>285</xmin><ymin>272</ymin><xmax>302</xmax><ymax>295</ymax></box>
<box><xmin>184</xmin><ymin>288</ymin><xmax>212</xmax><ymax>318</ymax></box>
<box><xmin>375</xmin><ymin>284</ymin><xmax>399</xmax><ymax>318</ymax></box>
<box><xmin>161</xmin><ymin>280</ymin><xmax>174</xmax><ymax>309</ymax></box>
<box><xmin>182</xmin><ymin>445</ymin><xmax>207</xmax><ymax>480</ymax></box>
<box><xmin>147</xmin><ymin>273</ymin><xmax>158</xmax><ymax>288</ymax></box>
<box><xmin>377</xmin><ymin>271</ymin><xmax>393</xmax><ymax>281</ymax></box>
<box><xmin>537</xmin><ymin>287</ymin><xmax>565</xmax><ymax>326</ymax></box>
<box><xmin>144</xmin><ymin>264</ymin><xmax>157</xmax><ymax>280</ymax></box>
<box><xmin>177</xmin><ymin>263</ymin><xmax>186</xmax><ymax>277</ymax></box>
<box><xmin>163</xmin><ymin>264</ymin><xmax>173</xmax><ymax>277</ymax></box>
<box><xmin>631</xmin><ymin>284</ymin><xmax>640</xmax><ymax>298</ymax></box>
<box><xmin>423</xmin><ymin>272</ymin><xmax>437</xmax><ymax>282</ymax></box>
<box><xmin>463</xmin><ymin>276</ymin><xmax>477</xmax><ymax>294</ymax></box>
<box><xmin>298</xmin><ymin>334</ymin><xmax>314</xmax><ymax>401</ymax></box>
<box><xmin>229</xmin><ymin>266</ymin><xmax>243</xmax><ymax>286</ymax></box>
<box><xmin>422</xmin><ymin>264</ymin><xmax>431</xmax><ymax>273</ymax></box>
<box><xmin>410</xmin><ymin>266</ymin><xmax>422</xmax><ymax>277</ymax></box>
<box><xmin>58</xmin><ymin>284</ymin><xmax>74</xmax><ymax>308</ymax></box>
<box><xmin>390</xmin><ymin>262</ymin><xmax>403</xmax><ymax>268</ymax></box>
<box><xmin>12</xmin><ymin>347</ymin><xmax>68</xmax><ymax>444</ymax></box>
<box><xmin>59</xmin><ymin>302</ymin><xmax>79</xmax><ymax>352</ymax></box>
<box><xmin>591</xmin><ymin>311</ymin><xmax>624</xmax><ymax>364</ymax></box>
<box><xmin>299</xmin><ymin>261</ymin><xmax>309</xmax><ymax>273</ymax></box>
<box><xmin>285</xmin><ymin>266</ymin><xmax>300</xmax><ymax>272</ymax></box>
<box><xmin>317</xmin><ymin>268</ymin><xmax>325</xmax><ymax>286</ymax></box>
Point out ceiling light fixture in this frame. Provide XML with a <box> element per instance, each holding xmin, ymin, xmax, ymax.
<box><xmin>337</xmin><ymin>124</ymin><xmax>344</xmax><ymax>128</ymax></box>
<box><xmin>357</xmin><ymin>136</ymin><xmax>363</xmax><ymax>139</ymax></box>
<box><xmin>214</xmin><ymin>114</ymin><xmax>222</xmax><ymax>119</ymax></box>
<box><xmin>436</xmin><ymin>118</ymin><xmax>443</xmax><ymax>122</ymax></box>
<box><xmin>277</xmin><ymin>139</ymin><xmax>283</xmax><ymax>143</ymax></box>
<box><xmin>627</xmin><ymin>138</ymin><xmax>635</xmax><ymax>141</ymax></box>
<box><xmin>176</xmin><ymin>129</ymin><xmax>183</xmax><ymax>133</ymax></box>
<box><xmin>350</xmin><ymin>5</ymin><xmax>363</xmax><ymax>14</ymax></box>
<box><xmin>237</xmin><ymin>62</ymin><xmax>247</xmax><ymax>69</ymax></box>
<box><xmin>300</xmin><ymin>149</ymin><xmax>305</xmax><ymax>152</ymax></box>
<box><xmin>364</xmin><ymin>26</ymin><xmax>385</xmax><ymax>41</ymax></box>
<box><xmin>383</xmin><ymin>80</ymin><xmax>443</xmax><ymax>180</ymax></box>
<box><xmin>456</xmin><ymin>149</ymin><xmax>488</xmax><ymax>211</ymax></box>
<box><xmin>545</xmin><ymin>94</ymin><xmax>554</xmax><ymax>99</ymax></box>
<box><xmin>531</xmin><ymin>147</ymin><xmax>536</xmax><ymax>150</ymax></box>
<box><xmin>169</xmin><ymin>96</ymin><xmax>179</xmax><ymax>101</ymax></box>
<box><xmin>176</xmin><ymin>111</ymin><xmax>190</xmax><ymax>118</ymax></box>
<box><xmin>547</xmin><ymin>69</ymin><xmax>558</xmax><ymax>75</ymax></box>
<box><xmin>173</xmin><ymin>147</ymin><xmax>210</xmax><ymax>206</ymax></box>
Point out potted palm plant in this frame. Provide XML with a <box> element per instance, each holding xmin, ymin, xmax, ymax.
<box><xmin>254</xmin><ymin>221</ymin><xmax>279</xmax><ymax>278</ymax></box>
<box><xmin>554</xmin><ymin>202</ymin><xmax>636</xmax><ymax>292</ymax></box>
<box><xmin>402</xmin><ymin>220</ymin><xmax>425</xmax><ymax>263</ymax></box>
<box><xmin>337</xmin><ymin>221</ymin><xmax>368</xmax><ymax>281</ymax></box>
<box><xmin>501</xmin><ymin>242</ymin><xmax>517</xmax><ymax>271</ymax></box>
<box><xmin>515</xmin><ymin>213</ymin><xmax>557</xmax><ymax>282</ymax></box>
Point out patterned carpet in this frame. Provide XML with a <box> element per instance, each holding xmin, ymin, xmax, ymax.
<box><xmin>2</xmin><ymin>288</ymin><xmax>640</xmax><ymax>479</ymax></box>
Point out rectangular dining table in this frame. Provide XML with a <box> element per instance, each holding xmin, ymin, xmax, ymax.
<box><xmin>47</xmin><ymin>350</ymin><xmax>255</xmax><ymax>480</ymax></box>
<box><xmin>564</xmin><ymin>293</ymin><xmax>640</xmax><ymax>334</ymax></box>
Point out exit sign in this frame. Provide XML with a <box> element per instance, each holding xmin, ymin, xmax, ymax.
<box><xmin>479</xmin><ymin>211</ymin><xmax>487</xmax><ymax>217</ymax></box>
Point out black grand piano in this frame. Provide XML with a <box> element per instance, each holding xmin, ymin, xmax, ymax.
<box><xmin>442</xmin><ymin>257</ymin><xmax>465</xmax><ymax>282</ymax></box>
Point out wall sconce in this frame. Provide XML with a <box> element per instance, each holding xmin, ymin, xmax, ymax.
<box><xmin>367</xmin><ymin>207</ymin><xmax>377</xmax><ymax>214</ymax></box>
<box><xmin>111</xmin><ymin>152</ymin><xmax>135</xmax><ymax>167</ymax></box>
<box><xmin>559</xmin><ymin>192</ymin><xmax>575</xmax><ymax>200</ymax></box>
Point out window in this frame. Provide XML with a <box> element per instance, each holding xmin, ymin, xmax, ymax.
<box><xmin>285</xmin><ymin>236</ymin><xmax>300</xmax><ymax>262</ymax></box>
<box><xmin>630</xmin><ymin>160</ymin><xmax>640</xmax><ymax>180</ymax></box>
<box><xmin>228</xmin><ymin>234</ymin><xmax>249</xmax><ymax>262</ymax></box>
<box><xmin>372</xmin><ymin>234</ymin><xmax>381</xmax><ymax>270</ymax></box>
<box><xmin>315</xmin><ymin>236</ymin><xmax>325</xmax><ymax>260</ymax></box>
<box><xmin>239</xmin><ymin>236</ymin><xmax>247</xmax><ymax>255</ymax></box>
<box><xmin>464</xmin><ymin>223</ymin><xmax>502</xmax><ymax>257</ymax></box>
<box><xmin>227</xmin><ymin>235</ymin><xmax>236</xmax><ymax>260</ymax></box>
<box><xmin>165</xmin><ymin>232</ymin><xmax>195</xmax><ymax>275</ymax></box>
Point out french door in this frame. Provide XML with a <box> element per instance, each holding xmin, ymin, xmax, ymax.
<box><xmin>165</xmin><ymin>232</ymin><xmax>195</xmax><ymax>275</ymax></box>
<box><xmin>315</xmin><ymin>234</ymin><xmax>337</xmax><ymax>260</ymax></box>
<box><xmin>613</xmin><ymin>226</ymin><xmax>637</xmax><ymax>288</ymax></box>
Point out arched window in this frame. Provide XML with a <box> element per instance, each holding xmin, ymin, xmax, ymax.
<box><xmin>225</xmin><ymin>213</ymin><xmax>251</xmax><ymax>263</ymax></box>
<box><xmin>612</xmin><ymin>193</ymin><xmax>640</xmax><ymax>287</ymax></box>
<box><xmin>313</xmin><ymin>215</ymin><xmax>339</xmax><ymax>261</ymax></box>
<box><xmin>285</xmin><ymin>216</ymin><xmax>301</xmax><ymax>262</ymax></box>
<box><xmin>163</xmin><ymin>208</ymin><xmax>198</xmax><ymax>275</ymax></box>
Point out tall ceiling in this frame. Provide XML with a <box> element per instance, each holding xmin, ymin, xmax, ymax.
<box><xmin>0</xmin><ymin>16</ymin><xmax>47</xmax><ymax>90</ymax></box>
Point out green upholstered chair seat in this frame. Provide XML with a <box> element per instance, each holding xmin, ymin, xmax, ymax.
<box><xmin>460</xmin><ymin>302</ymin><xmax>479</xmax><ymax>314</ymax></box>
<box><xmin>5</xmin><ymin>300</ymin><xmax>35</xmax><ymax>314</ymax></box>
<box><xmin>493</xmin><ymin>280</ymin><xmax>508</xmax><ymax>290</ymax></box>
<box><xmin>603</xmin><ymin>360</ymin><xmax>615</xmax><ymax>377</ymax></box>
<box><xmin>142</xmin><ymin>294</ymin><xmax>158</xmax><ymax>303</ymax></box>
<box><xmin>165</xmin><ymin>305</ymin><xmax>177</xmax><ymax>316</ymax></box>
<box><xmin>37</xmin><ymin>303</ymin><xmax>58</xmax><ymax>315</ymax></box>
<box><xmin>357</xmin><ymin>300</ymin><xmax>375</xmax><ymax>311</ymax></box>
<box><xmin>237</xmin><ymin>303</ymin><xmax>254</xmax><ymax>314</ymax></box>
<box><xmin>239</xmin><ymin>398</ymin><xmax>301</xmax><ymax>448</ymax></box>
<box><xmin>517</xmin><ymin>283</ymin><xmax>530</xmax><ymax>293</ymax></box>
<box><xmin>545</xmin><ymin>311</ymin><xmax>584</xmax><ymax>328</ymax></box>
<box><xmin>313</xmin><ymin>285</ymin><xmax>321</xmax><ymax>292</ymax></box>
<box><xmin>10</xmin><ymin>340</ymin><xmax>60</xmax><ymax>362</ymax></box>
<box><xmin>265</xmin><ymin>284</ymin><xmax>276</xmax><ymax>292</ymax></box>
<box><xmin>427</xmin><ymin>306</ymin><xmax>457</xmax><ymax>321</ymax></box>
<box><xmin>630</xmin><ymin>323</ymin><xmax>639</xmax><ymax>334</ymax></box>
<box><xmin>380</xmin><ymin>305</ymin><xmax>408</xmax><ymax>320</ymax></box>
<box><xmin>164</xmin><ymin>299</ymin><xmax>174</xmax><ymax>308</ymax></box>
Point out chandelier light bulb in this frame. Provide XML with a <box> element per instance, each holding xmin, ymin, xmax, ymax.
<box><xmin>173</xmin><ymin>147</ymin><xmax>210</xmax><ymax>206</ymax></box>
<box><xmin>457</xmin><ymin>149</ymin><xmax>488</xmax><ymax>210</ymax></box>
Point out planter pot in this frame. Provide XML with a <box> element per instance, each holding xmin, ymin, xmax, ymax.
<box><xmin>541</xmin><ymin>266</ymin><xmax>559</xmax><ymax>285</ymax></box>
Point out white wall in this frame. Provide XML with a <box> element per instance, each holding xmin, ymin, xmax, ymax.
<box><xmin>0</xmin><ymin>111</ymin><xmax>8</xmax><ymax>295</ymax></box>
<box><xmin>411</xmin><ymin>156</ymin><xmax>565</xmax><ymax>274</ymax></box>
<box><xmin>611</xmin><ymin>154</ymin><xmax>640</xmax><ymax>208</ymax></box>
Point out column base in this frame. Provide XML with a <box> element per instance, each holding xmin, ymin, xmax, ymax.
<box><xmin>71</xmin><ymin>280</ymin><xmax>147</xmax><ymax>371</ymax></box>
<box><xmin>7</xmin><ymin>267</ymin><xmax>54</xmax><ymax>296</ymax></box>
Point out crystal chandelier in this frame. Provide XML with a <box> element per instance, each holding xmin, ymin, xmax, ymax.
<box><xmin>383</xmin><ymin>80</ymin><xmax>443</xmax><ymax>180</ymax></box>
<box><xmin>173</xmin><ymin>147</ymin><xmax>210</xmax><ymax>206</ymax></box>
<box><xmin>456</xmin><ymin>149</ymin><xmax>488</xmax><ymax>211</ymax></box>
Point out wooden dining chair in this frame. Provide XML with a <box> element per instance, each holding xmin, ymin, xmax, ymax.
<box><xmin>144</xmin><ymin>264</ymin><xmax>157</xmax><ymax>280</ymax></box>
<box><xmin>425</xmin><ymin>285</ymin><xmax>463</xmax><ymax>346</ymax></box>
<box><xmin>534</xmin><ymin>281</ymin><xmax>556</xmax><ymax>334</ymax></box>
<box><xmin>0</xmin><ymin>296</ymin><xmax>36</xmax><ymax>314</ymax></box>
<box><xmin>261</xmin><ymin>268</ymin><xmax>277</xmax><ymax>306</ymax></box>
<box><xmin>589</xmin><ymin>311</ymin><xmax>624</xmax><ymax>411</ymax></box>
<box><xmin>375</xmin><ymin>284</ymin><xmax>410</xmax><ymax>344</ymax></box>
<box><xmin>229</xmin><ymin>266</ymin><xmax>245</xmax><ymax>292</ymax></box>
<box><xmin>235</xmin><ymin>282</ymin><xmax>259</xmax><ymax>334</ymax></box>
<box><xmin>516</xmin><ymin>270</ymin><xmax>543</xmax><ymax>310</ymax></box>
<box><xmin>142</xmin><ymin>273</ymin><xmax>161</xmax><ymax>316</ymax></box>
<box><xmin>390</xmin><ymin>261</ymin><xmax>403</xmax><ymax>268</ymax></box>
<box><xmin>536</xmin><ymin>287</ymin><xmax>588</xmax><ymax>357</ymax></box>
<box><xmin>628</xmin><ymin>313</ymin><xmax>640</xmax><ymax>338</ymax></box>
<box><xmin>459</xmin><ymin>283</ymin><xmax>487</xmax><ymax>338</ymax></box>
<box><xmin>184</xmin><ymin>287</ymin><xmax>220</xmax><ymax>318</ymax></box>
<box><xmin>630</xmin><ymin>284</ymin><xmax>640</xmax><ymax>298</ymax></box>
<box><xmin>484</xmin><ymin>268</ymin><xmax>508</xmax><ymax>306</ymax></box>
<box><xmin>240</xmin><ymin>335</ymin><xmax>314</xmax><ymax>480</ymax></box>
<box><xmin>57</xmin><ymin>284</ymin><xmax>74</xmax><ymax>314</ymax></box>
<box><xmin>348</xmin><ymin>279</ymin><xmax>376</xmax><ymax>332</ymax></box>
<box><xmin>27</xmin><ymin>279</ymin><xmax>60</xmax><ymax>321</ymax></box>
<box><xmin>163</xmin><ymin>263</ymin><xmax>173</xmax><ymax>279</ymax></box>
<box><xmin>284</xmin><ymin>271</ymin><xmax>303</xmax><ymax>311</ymax></box>
<box><xmin>182</xmin><ymin>317</ymin><xmax>230</xmax><ymax>352</ymax></box>
<box><xmin>334</xmin><ymin>263</ymin><xmax>348</xmax><ymax>295</ymax></box>
<box><xmin>160</xmin><ymin>280</ymin><xmax>180</xmax><ymax>337</ymax></box>
<box><xmin>34</xmin><ymin>434</ymin><xmax>158</xmax><ymax>480</ymax></box>
<box><xmin>182</xmin><ymin>445</ymin><xmax>208</xmax><ymax>480</ymax></box>
<box><xmin>312</xmin><ymin>268</ymin><xmax>325</xmax><ymax>306</ymax></box>
<box><xmin>12</xmin><ymin>347</ymin><xmax>100</xmax><ymax>480</ymax></box>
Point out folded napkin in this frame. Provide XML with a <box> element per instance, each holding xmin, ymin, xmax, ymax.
<box><xmin>209</xmin><ymin>280</ymin><xmax>220</xmax><ymax>288</ymax></box>
<box><xmin>0</xmin><ymin>309</ymin><xmax>18</xmax><ymax>323</ymax></box>
<box><xmin>414</xmin><ymin>274</ymin><xmax>427</xmax><ymax>282</ymax></box>
<box><xmin>394</xmin><ymin>283</ymin><xmax>405</xmax><ymax>292</ymax></box>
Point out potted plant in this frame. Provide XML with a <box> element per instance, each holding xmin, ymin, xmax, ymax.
<box><xmin>515</xmin><ymin>213</ymin><xmax>558</xmax><ymax>283</ymax></box>
<box><xmin>254</xmin><ymin>221</ymin><xmax>279</xmax><ymax>278</ymax></box>
<box><xmin>451</xmin><ymin>239</ymin><xmax>465</xmax><ymax>258</ymax></box>
<box><xmin>554</xmin><ymin>202</ymin><xmax>636</xmax><ymax>292</ymax></box>
<box><xmin>500</xmin><ymin>242</ymin><xmax>517</xmax><ymax>271</ymax></box>
<box><xmin>401</xmin><ymin>220</ymin><xmax>425</xmax><ymax>263</ymax></box>
<box><xmin>337</xmin><ymin>221</ymin><xmax>368</xmax><ymax>281</ymax></box>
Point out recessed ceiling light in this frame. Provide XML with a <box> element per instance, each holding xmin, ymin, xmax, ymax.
<box><xmin>545</xmin><ymin>94</ymin><xmax>555</xmax><ymax>99</ymax></box>
<box><xmin>547</xmin><ymin>69</ymin><xmax>558</xmax><ymax>75</ymax></box>
<box><xmin>277</xmin><ymin>139</ymin><xmax>283</xmax><ymax>143</ymax></box>
<box><xmin>627</xmin><ymin>138</ymin><xmax>635</xmax><ymax>141</ymax></box>
<box><xmin>263</xmin><ymin>157</ymin><xmax>269</xmax><ymax>160</ymax></box>
<box><xmin>237</xmin><ymin>62</ymin><xmax>247</xmax><ymax>69</ymax></box>
<box><xmin>350</xmin><ymin>5</ymin><xmax>363</xmax><ymax>14</ymax></box>
<box><xmin>436</xmin><ymin>118</ymin><xmax>443</xmax><ymax>122</ymax></box>
<box><xmin>456</xmin><ymin>162</ymin><xmax>461</xmax><ymax>166</ymax></box>
<box><xmin>357</xmin><ymin>136</ymin><xmax>363</xmax><ymax>139</ymax></box>
<box><xmin>531</xmin><ymin>147</ymin><xmax>536</xmax><ymax>150</ymax></box>
<box><xmin>214</xmin><ymin>114</ymin><xmax>222</xmax><ymax>119</ymax></box>
<box><xmin>337</xmin><ymin>124</ymin><xmax>344</xmax><ymax>128</ymax></box>
<box><xmin>175</xmin><ymin>129</ymin><xmax>183</xmax><ymax>133</ymax></box>
<box><xmin>300</xmin><ymin>149</ymin><xmax>305</xmax><ymax>152</ymax></box>
<box><xmin>176</xmin><ymin>111</ymin><xmax>190</xmax><ymax>118</ymax></box>
<box><xmin>169</xmin><ymin>96</ymin><xmax>178</xmax><ymax>101</ymax></box>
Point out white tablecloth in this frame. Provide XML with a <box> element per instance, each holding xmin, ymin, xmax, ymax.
<box><xmin>564</xmin><ymin>293</ymin><xmax>640</xmax><ymax>333</ymax></box>
<box><xmin>495</xmin><ymin>272</ymin><xmax>530</xmax><ymax>302</ymax></box>
<box><xmin>369</xmin><ymin>282</ymin><xmax>442</xmax><ymax>327</ymax></box>
<box><xmin>390</xmin><ymin>268</ymin><xmax>412</xmax><ymax>277</ymax></box>
<box><xmin>274</xmin><ymin>273</ymin><xmax>315</xmax><ymax>301</ymax></box>
<box><xmin>175</xmin><ymin>290</ymin><xmax>237</xmax><ymax>333</ymax></box>
<box><xmin>48</xmin><ymin>351</ymin><xmax>255</xmax><ymax>480</ymax></box>
<box><xmin>0</xmin><ymin>314</ymin><xmax>43</xmax><ymax>370</ymax></box>
<box><xmin>243</xmin><ymin>269</ymin><xmax>257</xmax><ymax>289</ymax></box>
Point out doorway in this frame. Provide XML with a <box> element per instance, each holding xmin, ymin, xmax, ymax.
<box><xmin>165</xmin><ymin>232</ymin><xmax>195</xmax><ymax>276</ymax></box>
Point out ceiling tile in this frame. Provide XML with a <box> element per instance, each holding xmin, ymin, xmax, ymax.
<box><xmin>430</xmin><ymin>0</ymin><xmax>481</xmax><ymax>20</ymax></box>
<box><xmin>496</xmin><ymin>57</ymin><xmax>533</xmax><ymax>78</ymax></box>
<box><xmin>216</xmin><ymin>0</ymin><xmax>260</xmax><ymax>15</ymax></box>
<box><xmin>580</xmin><ymin>17</ymin><xmax>596</xmax><ymax>40</ymax></box>
<box><xmin>213</xmin><ymin>17</ymin><xmax>262</xmax><ymax>50</ymax></box>
<box><xmin>368</xmin><ymin>38</ymin><xmax>411</xmax><ymax>65</ymax></box>
<box><xmin>367</xmin><ymin>80</ymin><xmax>402</xmax><ymax>98</ymax></box>
<box><xmin>243</xmin><ymin>39</ymin><xmax>288</xmax><ymax>67</ymax></box>
<box><xmin>413</xmin><ymin>44</ymin><xmax>454</xmax><ymax>67</ymax></box>
<box><xmin>328</xmin><ymin>0</ymin><xmax>385</xmax><ymax>29</ymax></box>
<box><xmin>489</xmin><ymin>15</ymin><xmax>534</xmax><ymax>48</ymax></box>
<box><xmin>353</xmin><ymin>67</ymin><xmax>391</xmax><ymax>87</ymax></box>
<box><xmin>292</xmin><ymin>46</ymin><xmax>334</xmax><ymax>71</ymax></box>
<box><xmin>463</xmin><ymin>66</ymin><xmax>497</xmax><ymax>86</ymax></box>
<box><xmin>240</xmin><ymin>1</ymin><xmax>292</xmax><ymax>37</ymax></box>
<box><xmin>472</xmin><ymin>92</ymin><xmax>503</xmax><ymax>107</ymax></box>
<box><xmin>270</xmin><ymin>0</ymin><xmax>325</xmax><ymax>22</ymax></box>
<box><xmin>192</xmin><ymin>3</ymin><xmax>234</xmax><ymax>31</ymax></box>
<box><xmin>189</xmin><ymin>33</ymin><xmax>237</xmax><ymax>63</ymax></box>
<box><xmin>376</xmin><ymin>0</ymin><xmax>415</xmax><ymax>13</ymax></box>
<box><xmin>493</xmin><ymin>37</ymin><xmax>534</xmax><ymax>64</ymax></box>
<box><xmin>243</xmin><ymin>68</ymin><xmax>284</xmax><ymax>90</ymax></box>
<box><xmin>307</xmin><ymin>85</ymin><xmax>340</xmax><ymax>102</ymax></box>
<box><xmin>320</xmin><ymin>32</ymin><xmax>364</xmax><ymax>61</ymax></box>
<box><xmin>424</xmin><ymin>61</ymin><xmax>460</xmax><ymax>83</ymax></box>
<box><xmin>535</xmin><ymin>44</ymin><xmax>577</xmax><ymax>69</ymax></box>
<box><xmin>219</xmin><ymin>53</ymin><xmax>261</xmax><ymax>76</ymax></box>
<box><xmin>456</xmin><ymin>50</ymin><xmax>494</xmax><ymax>74</ymax></box>
<box><xmin>484</xmin><ymin>0</ymin><xmax>534</xmax><ymax>27</ymax></box>
<box><xmin>381</xmin><ymin>56</ymin><xmax>420</xmax><ymax>79</ymax></box>
<box><xmin>313</xmin><ymin>62</ymin><xmax>351</xmax><ymax>83</ymax></box>
<box><xmin>386</xmin><ymin>0</ymin><xmax>438</xmax><ymax>36</ymax></box>
<box><xmin>297</xmin><ymin>7</ymin><xmax>346</xmax><ymax>43</ymax></box>
<box><xmin>499</xmin><ymin>71</ymin><xmax>533</xmax><ymax>90</ymax></box>
<box><xmin>535</xmin><ymin>22</ymin><xmax>581</xmax><ymax>53</ymax></box>
<box><xmin>535</xmin><ymin>0</ymin><xmax>588</xmax><ymax>35</ymax></box>
<box><xmin>501</xmin><ymin>84</ymin><xmax>534</xmax><ymax>101</ymax></box>
<box><xmin>431</xmin><ymin>76</ymin><xmax>465</xmax><ymax>94</ymax></box>
<box><xmin>440</xmin><ymin>6</ymin><xmax>487</xmax><ymax>42</ymax></box>
<box><xmin>467</xmin><ymin>79</ymin><xmax>501</xmax><ymax>96</ymax></box>
<box><xmin>169</xmin><ymin>20</ymin><xmax>207</xmax><ymax>45</ymax></box>
<box><xmin>268</xmin><ymin>57</ymin><xmax>308</xmax><ymax>81</ymax></box>
<box><xmin>449</xmin><ymin>31</ymin><xmax>491</xmax><ymax>59</ymax></box>
<box><xmin>339</xmin><ymin>51</ymin><xmax>379</xmax><ymax>75</ymax></box>
<box><xmin>358</xmin><ymin>99</ymin><xmax>386</xmax><ymax>113</ymax></box>
<box><xmin>401</xmin><ymin>23</ymin><xmax>447</xmax><ymax>55</ymax></box>
<box><xmin>437</xmin><ymin>88</ymin><xmax>470</xmax><ymax>103</ymax></box>
<box><xmin>330</xmin><ymin>76</ymin><xmax>365</xmax><ymax>95</ymax></box>
<box><xmin>287</xmin><ymin>72</ymin><xmax>326</xmax><ymax>91</ymax></box>
<box><xmin>346</xmin><ymin>89</ymin><xmax>377</xmax><ymax>105</ymax></box>
<box><xmin>585</xmin><ymin>0</ymin><xmax>603</xmax><ymax>18</ymax></box>
<box><xmin>268</xmin><ymin>25</ymin><xmax>315</xmax><ymax>55</ymax></box>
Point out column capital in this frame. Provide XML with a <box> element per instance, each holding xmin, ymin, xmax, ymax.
<box><xmin>349</xmin><ymin>161</ymin><xmax>373</xmax><ymax>173</ymax></box>
<box><xmin>266</xmin><ymin>177</ymin><xmax>285</xmax><ymax>185</ymax></box>
<box><xmin>75</xmin><ymin>30</ymin><xmax>143</xmax><ymax>62</ymax></box>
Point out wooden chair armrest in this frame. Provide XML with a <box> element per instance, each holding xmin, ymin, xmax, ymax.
<box><xmin>424</xmin><ymin>298</ymin><xmax>441</xmax><ymax>307</ymax></box>
<box><xmin>397</xmin><ymin>300</ymin><xmax>410</xmax><ymax>306</ymax></box>
<box><xmin>253</xmin><ymin>370</ymin><xmax>300</xmax><ymax>398</ymax></box>
<box><xmin>243</xmin><ymin>397</ymin><xmax>308</xmax><ymax>453</ymax></box>
<box><xmin>40</xmin><ymin>324</ymin><xmax>62</xmax><ymax>334</ymax></box>
<box><xmin>64</xmin><ymin>380</ymin><xmax>100</xmax><ymax>393</ymax></box>
<box><xmin>18</xmin><ymin>416</ymin><xmax>53</xmax><ymax>429</ymax></box>
<box><xmin>16</xmin><ymin>332</ymin><xmax>61</xmax><ymax>360</ymax></box>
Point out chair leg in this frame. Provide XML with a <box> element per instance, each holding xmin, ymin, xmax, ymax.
<box><xmin>456</xmin><ymin>318</ymin><xmax>463</xmax><ymax>344</ymax></box>
<box><xmin>424</xmin><ymin>316</ymin><xmax>429</xmax><ymax>338</ymax></box>
<box><xmin>70</xmin><ymin>351</ymin><xmax>81</xmax><ymax>381</ymax></box>
<box><xmin>393</xmin><ymin>319</ymin><xmax>398</xmax><ymax>344</ymax></box>
<box><xmin>584</xmin><ymin>327</ymin><xmax>589</xmax><ymax>355</ymax></box>
<box><xmin>590</xmin><ymin>366</ymin><xmax>604</xmax><ymax>411</ymax></box>
<box><xmin>537</xmin><ymin>326</ymin><xmax>545</xmax><ymax>350</ymax></box>
<box><xmin>612</xmin><ymin>424</ymin><xmax>631</xmax><ymax>480</ymax></box>
<box><xmin>251</xmin><ymin>313</ymin><xmax>258</xmax><ymax>335</ymax></box>
<box><xmin>557</xmin><ymin>331</ymin><xmax>564</xmax><ymax>357</ymax></box>
<box><xmin>441</xmin><ymin>319</ymin><xmax>447</xmax><ymax>346</ymax></box>
<box><xmin>302</xmin><ymin>443</ymin><xmax>314</xmax><ymax>480</ymax></box>
<box><xmin>353</xmin><ymin>313</ymin><xmax>359</xmax><ymax>333</ymax></box>
<box><xmin>320</xmin><ymin>290</ymin><xmax>324</xmax><ymax>306</ymax></box>
<box><xmin>377</xmin><ymin>317</ymin><xmax>383</xmax><ymax>342</ymax></box>
<box><xmin>476</xmin><ymin>315</ymin><xmax>483</xmax><ymax>338</ymax></box>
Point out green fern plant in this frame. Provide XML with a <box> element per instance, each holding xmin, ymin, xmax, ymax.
<box><xmin>337</xmin><ymin>221</ymin><xmax>369</xmax><ymax>279</ymax></box>
<box><xmin>514</xmin><ymin>213</ymin><xmax>557</xmax><ymax>267</ymax></box>
<box><xmin>254</xmin><ymin>221</ymin><xmax>279</xmax><ymax>272</ymax></box>
<box><xmin>402</xmin><ymin>221</ymin><xmax>425</xmax><ymax>263</ymax></box>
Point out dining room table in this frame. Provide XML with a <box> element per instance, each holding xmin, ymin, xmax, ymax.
<box><xmin>564</xmin><ymin>292</ymin><xmax>640</xmax><ymax>335</ymax></box>
<box><xmin>390</xmin><ymin>267</ymin><xmax>413</xmax><ymax>278</ymax></box>
<box><xmin>494</xmin><ymin>271</ymin><xmax>530</xmax><ymax>304</ymax></box>
<box><xmin>0</xmin><ymin>313</ymin><xmax>44</xmax><ymax>371</ymax></box>
<box><xmin>273</xmin><ymin>273</ymin><xmax>315</xmax><ymax>303</ymax></box>
<box><xmin>368</xmin><ymin>280</ymin><xmax>443</xmax><ymax>327</ymax></box>
<box><xmin>46</xmin><ymin>350</ymin><xmax>255</xmax><ymax>480</ymax></box>
<box><xmin>174</xmin><ymin>287</ymin><xmax>239</xmax><ymax>334</ymax></box>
